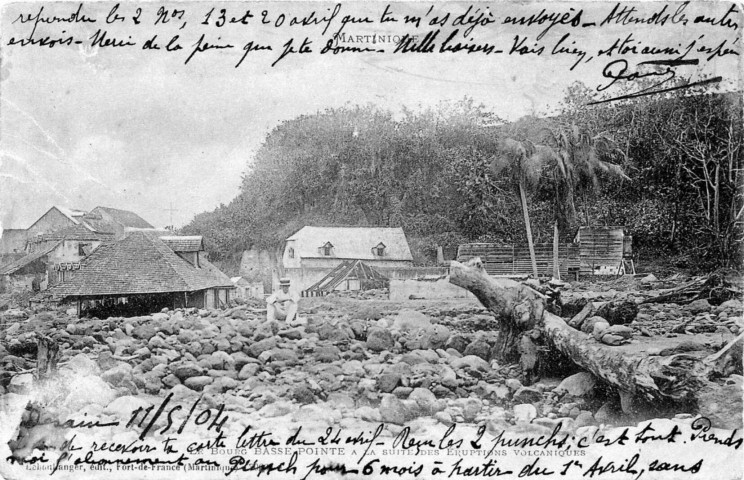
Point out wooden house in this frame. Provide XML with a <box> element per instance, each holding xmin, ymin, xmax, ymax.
<box><xmin>44</xmin><ymin>232</ymin><xmax>234</xmax><ymax>316</ymax></box>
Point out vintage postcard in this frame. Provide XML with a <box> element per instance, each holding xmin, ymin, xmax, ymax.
<box><xmin>0</xmin><ymin>1</ymin><xmax>742</xmax><ymax>479</ymax></box>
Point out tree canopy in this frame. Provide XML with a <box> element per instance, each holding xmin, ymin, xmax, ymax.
<box><xmin>182</xmin><ymin>88</ymin><xmax>743</xmax><ymax>274</ymax></box>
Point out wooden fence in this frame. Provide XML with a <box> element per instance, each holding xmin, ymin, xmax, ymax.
<box><xmin>457</xmin><ymin>243</ymin><xmax>581</xmax><ymax>277</ymax></box>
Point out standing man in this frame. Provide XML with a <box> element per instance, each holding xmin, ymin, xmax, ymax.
<box><xmin>266</xmin><ymin>278</ymin><xmax>299</xmax><ymax>323</ymax></box>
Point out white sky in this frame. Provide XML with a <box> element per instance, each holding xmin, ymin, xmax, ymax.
<box><xmin>0</xmin><ymin>1</ymin><xmax>740</xmax><ymax>229</ymax></box>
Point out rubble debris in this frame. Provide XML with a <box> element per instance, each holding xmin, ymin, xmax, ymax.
<box><xmin>1</xmin><ymin>266</ymin><xmax>741</xmax><ymax>463</ymax></box>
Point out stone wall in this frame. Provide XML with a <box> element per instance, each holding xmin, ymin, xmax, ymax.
<box><xmin>389</xmin><ymin>277</ymin><xmax>474</xmax><ymax>302</ymax></box>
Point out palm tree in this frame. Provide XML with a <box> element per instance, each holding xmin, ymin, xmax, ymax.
<box><xmin>490</xmin><ymin>137</ymin><xmax>544</xmax><ymax>277</ymax></box>
<box><xmin>541</xmin><ymin>123</ymin><xmax>630</xmax><ymax>237</ymax></box>
<box><xmin>491</xmin><ymin>118</ymin><xmax>629</xmax><ymax>279</ymax></box>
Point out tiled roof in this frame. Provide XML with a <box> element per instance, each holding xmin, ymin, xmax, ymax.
<box><xmin>91</xmin><ymin>206</ymin><xmax>154</xmax><ymax>229</ymax></box>
<box><xmin>160</xmin><ymin>236</ymin><xmax>204</xmax><ymax>252</ymax></box>
<box><xmin>48</xmin><ymin>232</ymin><xmax>233</xmax><ymax>298</ymax></box>
<box><xmin>0</xmin><ymin>253</ymin><xmax>25</xmax><ymax>269</ymax></box>
<box><xmin>286</xmin><ymin>226</ymin><xmax>413</xmax><ymax>261</ymax></box>
<box><xmin>28</xmin><ymin>224</ymin><xmax>115</xmax><ymax>243</ymax></box>
<box><xmin>0</xmin><ymin>241</ymin><xmax>61</xmax><ymax>275</ymax></box>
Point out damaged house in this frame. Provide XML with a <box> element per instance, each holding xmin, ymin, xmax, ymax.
<box><xmin>44</xmin><ymin>232</ymin><xmax>234</xmax><ymax>317</ymax></box>
<box><xmin>0</xmin><ymin>225</ymin><xmax>114</xmax><ymax>293</ymax></box>
<box><xmin>282</xmin><ymin>226</ymin><xmax>413</xmax><ymax>293</ymax></box>
<box><xmin>0</xmin><ymin>205</ymin><xmax>156</xmax><ymax>256</ymax></box>
<box><xmin>0</xmin><ymin>205</ymin><xmax>158</xmax><ymax>295</ymax></box>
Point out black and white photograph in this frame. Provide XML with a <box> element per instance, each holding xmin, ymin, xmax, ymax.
<box><xmin>0</xmin><ymin>1</ymin><xmax>742</xmax><ymax>479</ymax></box>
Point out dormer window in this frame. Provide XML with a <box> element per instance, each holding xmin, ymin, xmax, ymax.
<box><xmin>321</xmin><ymin>242</ymin><xmax>334</xmax><ymax>256</ymax></box>
<box><xmin>373</xmin><ymin>242</ymin><xmax>386</xmax><ymax>257</ymax></box>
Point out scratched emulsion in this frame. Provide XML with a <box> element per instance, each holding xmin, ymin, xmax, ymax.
<box><xmin>0</xmin><ymin>2</ymin><xmax>742</xmax><ymax>479</ymax></box>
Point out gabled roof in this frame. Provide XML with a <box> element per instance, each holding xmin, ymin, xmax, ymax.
<box><xmin>0</xmin><ymin>241</ymin><xmax>61</xmax><ymax>275</ymax></box>
<box><xmin>48</xmin><ymin>232</ymin><xmax>233</xmax><ymax>298</ymax></box>
<box><xmin>27</xmin><ymin>206</ymin><xmax>89</xmax><ymax>231</ymax></box>
<box><xmin>90</xmin><ymin>206</ymin><xmax>154</xmax><ymax>229</ymax></box>
<box><xmin>286</xmin><ymin>226</ymin><xmax>413</xmax><ymax>261</ymax></box>
<box><xmin>28</xmin><ymin>224</ymin><xmax>115</xmax><ymax>243</ymax></box>
<box><xmin>54</xmin><ymin>206</ymin><xmax>88</xmax><ymax>223</ymax></box>
<box><xmin>160</xmin><ymin>236</ymin><xmax>204</xmax><ymax>252</ymax></box>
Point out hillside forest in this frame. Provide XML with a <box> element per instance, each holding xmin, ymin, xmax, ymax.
<box><xmin>181</xmin><ymin>82</ymin><xmax>743</xmax><ymax>276</ymax></box>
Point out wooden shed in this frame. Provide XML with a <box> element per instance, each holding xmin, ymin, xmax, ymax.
<box><xmin>574</xmin><ymin>226</ymin><xmax>629</xmax><ymax>275</ymax></box>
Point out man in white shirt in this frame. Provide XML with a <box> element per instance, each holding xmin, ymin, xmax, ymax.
<box><xmin>266</xmin><ymin>277</ymin><xmax>299</xmax><ymax>323</ymax></box>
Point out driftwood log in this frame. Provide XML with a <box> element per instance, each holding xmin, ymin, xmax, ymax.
<box><xmin>450</xmin><ymin>258</ymin><xmax>717</xmax><ymax>409</ymax></box>
<box><xmin>641</xmin><ymin>271</ymin><xmax>739</xmax><ymax>305</ymax></box>
<box><xmin>543</xmin><ymin>312</ymin><xmax>709</xmax><ymax>405</ymax></box>
<box><xmin>450</xmin><ymin>258</ymin><xmax>545</xmax><ymax>366</ymax></box>
<box><xmin>34</xmin><ymin>336</ymin><xmax>59</xmax><ymax>381</ymax></box>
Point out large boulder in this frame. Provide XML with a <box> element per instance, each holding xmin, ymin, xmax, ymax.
<box><xmin>269</xmin><ymin>348</ymin><xmax>299</xmax><ymax>364</ymax></box>
<box><xmin>464</xmin><ymin>338</ymin><xmax>491</xmax><ymax>361</ymax></box>
<box><xmin>253</xmin><ymin>321</ymin><xmax>279</xmax><ymax>341</ymax></box>
<box><xmin>445</xmin><ymin>334</ymin><xmax>470</xmax><ymax>353</ymax></box>
<box><xmin>555</xmin><ymin>372</ymin><xmax>596</xmax><ymax>397</ymax></box>
<box><xmin>451</xmin><ymin>355</ymin><xmax>490</xmax><ymax>372</ymax></box>
<box><xmin>513</xmin><ymin>387</ymin><xmax>542</xmax><ymax>404</ymax></box>
<box><xmin>408</xmin><ymin>388</ymin><xmax>441</xmax><ymax>416</ymax></box>
<box><xmin>206</xmin><ymin>351</ymin><xmax>235</xmax><ymax>370</ymax></box>
<box><xmin>420</xmin><ymin>325</ymin><xmax>451</xmax><ymax>350</ymax></box>
<box><xmin>377</xmin><ymin>373</ymin><xmax>401</xmax><ymax>393</ymax></box>
<box><xmin>238</xmin><ymin>363</ymin><xmax>260</xmax><ymax>380</ymax></box>
<box><xmin>391</xmin><ymin>310</ymin><xmax>432</xmax><ymax>333</ymax></box>
<box><xmin>314</xmin><ymin>346</ymin><xmax>341</xmax><ymax>363</ymax></box>
<box><xmin>685</xmin><ymin>299</ymin><xmax>712</xmax><ymax>314</ymax></box>
<box><xmin>366</xmin><ymin>328</ymin><xmax>394</xmax><ymax>352</ymax></box>
<box><xmin>596</xmin><ymin>301</ymin><xmax>639</xmax><ymax>325</ymax></box>
<box><xmin>246</xmin><ymin>337</ymin><xmax>278</xmax><ymax>358</ymax></box>
<box><xmin>317</xmin><ymin>323</ymin><xmax>352</xmax><ymax>342</ymax></box>
<box><xmin>581</xmin><ymin>316</ymin><xmax>609</xmax><ymax>335</ymax></box>
<box><xmin>132</xmin><ymin>323</ymin><xmax>158</xmax><ymax>341</ymax></box>
<box><xmin>379</xmin><ymin>394</ymin><xmax>408</xmax><ymax>425</ymax></box>
<box><xmin>184</xmin><ymin>376</ymin><xmax>213</xmax><ymax>391</ymax></box>
<box><xmin>172</xmin><ymin>362</ymin><xmax>204</xmax><ymax>380</ymax></box>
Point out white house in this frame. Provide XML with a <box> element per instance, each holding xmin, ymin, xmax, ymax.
<box><xmin>282</xmin><ymin>226</ymin><xmax>414</xmax><ymax>293</ymax></box>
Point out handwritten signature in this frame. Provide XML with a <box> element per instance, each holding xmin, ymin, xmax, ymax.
<box><xmin>590</xmin><ymin>58</ymin><xmax>722</xmax><ymax>105</ymax></box>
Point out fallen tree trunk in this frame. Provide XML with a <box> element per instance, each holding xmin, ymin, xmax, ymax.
<box><xmin>543</xmin><ymin>312</ymin><xmax>710</xmax><ymax>404</ymax></box>
<box><xmin>450</xmin><ymin>259</ymin><xmax>545</xmax><ymax>364</ymax></box>
<box><xmin>451</xmin><ymin>258</ymin><xmax>714</xmax><ymax>407</ymax></box>
<box><xmin>641</xmin><ymin>271</ymin><xmax>740</xmax><ymax>305</ymax></box>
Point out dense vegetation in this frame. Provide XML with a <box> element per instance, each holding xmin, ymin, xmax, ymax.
<box><xmin>182</xmin><ymin>84</ymin><xmax>743</xmax><ymax>274</ymax></box>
